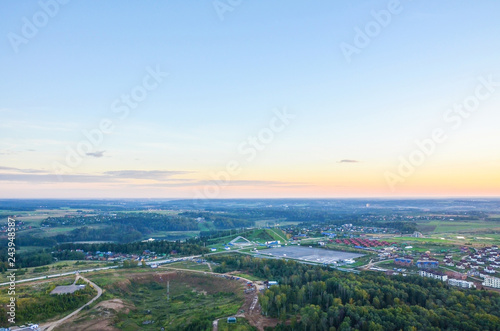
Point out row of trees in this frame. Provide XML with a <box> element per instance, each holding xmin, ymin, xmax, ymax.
<box><xmin>57</xmin><ymin>237</ymin><xmax>209</xmax><ymax>256</ymax></box>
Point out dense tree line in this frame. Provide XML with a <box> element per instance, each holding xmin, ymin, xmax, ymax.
<box><xmin>41</xmin><ymin>215</ymin><xmax>109</xmax><ymax>227</ymax></box>
<box><xmin>0</xmin><ymin>234</ymin><xmax>57</xmax><ymax>248</ymax></box>
<box><xmin>0</xmin><ymin>238</ymin><xmax>208</xmax><ymax>270</ymax></box>
<box><xmin>208</xmin><ymin>255</ymin><xmax>500</xmax><ymax>331</ymax></box>
<box><xmin>56</xmin><ymin>238</ymin><xmax>209</xmax><ymax>256</ymax></box>
<box><xmin>42</xmin><ymin>213</ymin><xmax>200</xmax><ymax>244</ymax></box>
<box><xmin>180</xmin><ymin>211</ymin><xmax>255</xmax><ymax>229</ymax></box>
<box><xmin>0</xmin><ymin>247</ymin><xmax>53</xmax><ymax>269</ymax></box>
<box><xmin>4</xmin><ymin>283</ymin><xmax>97</xmax><ymax>325</ymax></box>
<box><xmin>45</xmin><ymin>213</ymin><xmax>200</xmax><ymax>232</ymax></box>
<box><xmin>54</xmin><ymin>225</ymin><xmax>143</xmax><ymax>243</ymax></box>
<box><xmin>52</xmin><ymin>250</ymin><xmax>86</xmax><ymax>261</ymax></box>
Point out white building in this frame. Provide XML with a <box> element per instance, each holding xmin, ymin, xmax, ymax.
<box><xmin>419</xmin><ymin>270</ymin><xmax>448</xmax><ymax>282</ymax></box>
<box><xmin>448</xmin><ymin>278</ymin><xmax>475</xmax><ymax>289</ymax></box>
<box><xmin>482</xmin><ymin>276</ymin><xmax>500</xmax><ymax>289</ymax></box>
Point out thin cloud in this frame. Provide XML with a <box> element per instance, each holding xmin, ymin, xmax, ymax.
<box><xmin>0</xmin><ymin>169</ymin><xmax>195</xmax><ymax>183</ymax></box>
<box><xmin>0</xmin><ymin>173</ymin><xmax>111</xmax><ymax>183</ymax></box>
<box><xmin>86</xmin><ymin>151</ymin><xmax>105</xmax><ymax>158</ymax></box>
<box><xmin>338</xmin><ymin>159</ymin><xmax>360</xmax><ymax>163</ymax></box>
<box><xmin>0</xmin><ymin>166</ymin><xmax>46</xmax><ymax>174</ymax></box>
<box><xmin>104</xmin><ymin>170</ymin><xmax>192</xmax><ymax>180</ymax></box>
<box><xmin>136</xmin><ymin>179</ymin><xmax>311</xmax><ymax>189</ymax></box>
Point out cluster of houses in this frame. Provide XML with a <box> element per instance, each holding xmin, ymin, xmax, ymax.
<box><xmin>286</xmin><ymin>224</ymin><xmax>398</xmax><ymax>241</ymax></box>
<box><xmin>454</xmin><ymin>246</ymin><xmax>500</xmax><ymax>277</ymax></box>
<box><xmin>81</xmin><ymin>249</ymin><xmax>172</xmax><ymax>262</ymax></box>
<box><xmin>394</xmin><ymin>246</ymin><xmax>500</xmax><ymax>289</ymax></box>
<box><xmin>0</xmin><ymin>220</ymin><xmax>31</xmax><ymax>232</ymax></box>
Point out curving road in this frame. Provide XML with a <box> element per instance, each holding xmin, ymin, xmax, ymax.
<box><xmin>41</xmin><ymin>274</ymin><xmax>103</xmax><ymax>331</ymax></box>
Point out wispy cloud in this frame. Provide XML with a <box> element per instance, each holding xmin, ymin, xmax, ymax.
<box><xmin>135</xmin><ymin>179</ymin><xmax>310</xmax><ymax>189</ymax></box>
<box><xmin>0</xmin><ymin>168</ymin><xmax>310</xmax><ymax>190</ymax></box>
<box><xmin>104</xmin><ymin>170</ymin><xmax>193</xmax><ymax>180</ymax></box>
<box><xmin>0</xmin><ymin>168</ymin><xmax>195</xmax><ymax>184</ymax></box>
<box><xmin>338</xmin><ymin>159</ymin><xmax>360</xmax><ymax>163</ymax></box>
<box><xmin>0</xmin><ymin>173</ymin><xmax>111</xmax><ymax>183</ymax></box>
<box><xmin>0</xmin><ymin>166</ymin><xmax>46</xmax><ymax>174</ymax></box>
<box><xmin>86</xmin><ymin>150</ymin><xmax>105</xmax><ymax>158</ymax></box>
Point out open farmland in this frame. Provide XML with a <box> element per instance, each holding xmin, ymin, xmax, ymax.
<box><xmin>417</xmin><ymin>219</ymin><xmax>500</xmax><ymax>234</ymax></box>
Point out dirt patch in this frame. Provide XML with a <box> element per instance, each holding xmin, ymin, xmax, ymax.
<box><xmin>56</xmin><ymin>318</ymin><xmax>120</xmax><ymax>331</ymax></box>
<box><xmin>241</xmin><ymin>291</ymin><xmax>280</xmax><ymax>331</ymax></box>
<box><xmin>55</xmin><ymin>299</ymin><xmax>134</xmax><ymax>331</ymax></box>
<box><xmin>95</xmin><ymin>299</ymin><xmax>133</xmax><ymax>314</ymax></box>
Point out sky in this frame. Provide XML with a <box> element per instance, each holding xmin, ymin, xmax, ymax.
<box><xmin>1</xmin><ymin>0</ymin><xmax>500</xmax><ymax>199</ymax></box>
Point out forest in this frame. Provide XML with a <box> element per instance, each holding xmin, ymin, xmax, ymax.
<box><xmin>56</xmin><ymin>238</ymin><xmax>209</xmax><ymax>256</ymax></box>
<box><xmin>0</xmin><ymin>238</ymin><xmax>208</xmax><ymax>269</ymax></box>
<box><xmin>0</xmin><ymin>280</ymin><xmax>97</xmax><ymax>325</ymax></box>
<box><xmin>209</xmin><ymin>254</ymin><xmax>500</xmax><ymax>331</ymax></box>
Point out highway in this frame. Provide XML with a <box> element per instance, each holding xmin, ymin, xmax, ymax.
<box><xmin>0</xmin><ymin>265</ymin><xmax>119</xmax><ymax>287</ymax></box>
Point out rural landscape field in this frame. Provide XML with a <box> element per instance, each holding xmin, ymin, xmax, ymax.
<box><xmin>3</xmin><ymin>1</ymin><xmax>500</xmax><ymax>330</ymax></box>
<box><xmin>1</xmin><ymin>199</ymin><xmax>500</xmax><ymax>330</ymax></box>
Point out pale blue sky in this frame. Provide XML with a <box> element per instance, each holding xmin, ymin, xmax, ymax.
<box><xmin>1</xmin><ymin>1</ymin><xmax>500</xmax><ymax>198</ymax></box>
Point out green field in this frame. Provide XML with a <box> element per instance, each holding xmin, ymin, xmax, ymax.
<box><xmin>265</xmin><ymin>228</ymin><xmax>288</xmax><ymax>242</ymax></box>
<box><xmin>417</xmin><ymin>219</ymin><xmax>500</xmax><ymax>234</ymax></box>
<box><xmin>167</xmin><ymin>260</ymin><xmax>211</xmax><ymax>272</ymax></box>
<box><xmin>390</xmin><ymin>236</ymin><xmax>455</xmax><ymax>244</ymax></box>
<box><xmin>232</xmin><ymin>273</ymin><xmax>264</xmax><ymax>282</ymax></box>
<box><xmin>145</xmin><ymin>230</ymin><xmax>199</xmax><ymax>241</ymax></box>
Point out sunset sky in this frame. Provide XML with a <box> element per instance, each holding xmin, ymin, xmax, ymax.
<box><xmin>1</xmin><ymin>0</ymin><xmax>500</xmax><ymax>198</ymax></box>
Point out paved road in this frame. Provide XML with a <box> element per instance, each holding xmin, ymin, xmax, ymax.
<box><xmin>40</xmin><ymin>274</ymin><xmax>103</xmax><ymax>331</ymax></box>
<box><xmin>0</xmin><ymin>266</ymin><xmax>118</xmax><ymax>287</ymax></box>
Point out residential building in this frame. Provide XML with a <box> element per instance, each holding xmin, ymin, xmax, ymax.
<box><xmin>416</xmin><ymin>259</ymin><xmax>439</xmax><ymax>269</ymax></box>
<box><xmin>448</xmin><ymin>278</ymin><xmax>475</xmax><ymax>289</ymax></box>
<box><xmin>482</xmin><ymin>276</ymin><xmax>500</xmax><ymax>289</ymax></box>
<box><xmin>419</xmin><ymin>270</ymin><xmax>448</xmax><ymax>281</ymax></box>
<box><xmin>395</xmin><ymin>257</ymin><xmax>413</xmax><ymax>267</ymax></box>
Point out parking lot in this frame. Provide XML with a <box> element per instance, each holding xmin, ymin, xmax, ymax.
<box><xmin>261</xmin><ymin>246</ymin><xmax>364</xmax><ymax>264</ymax></box>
